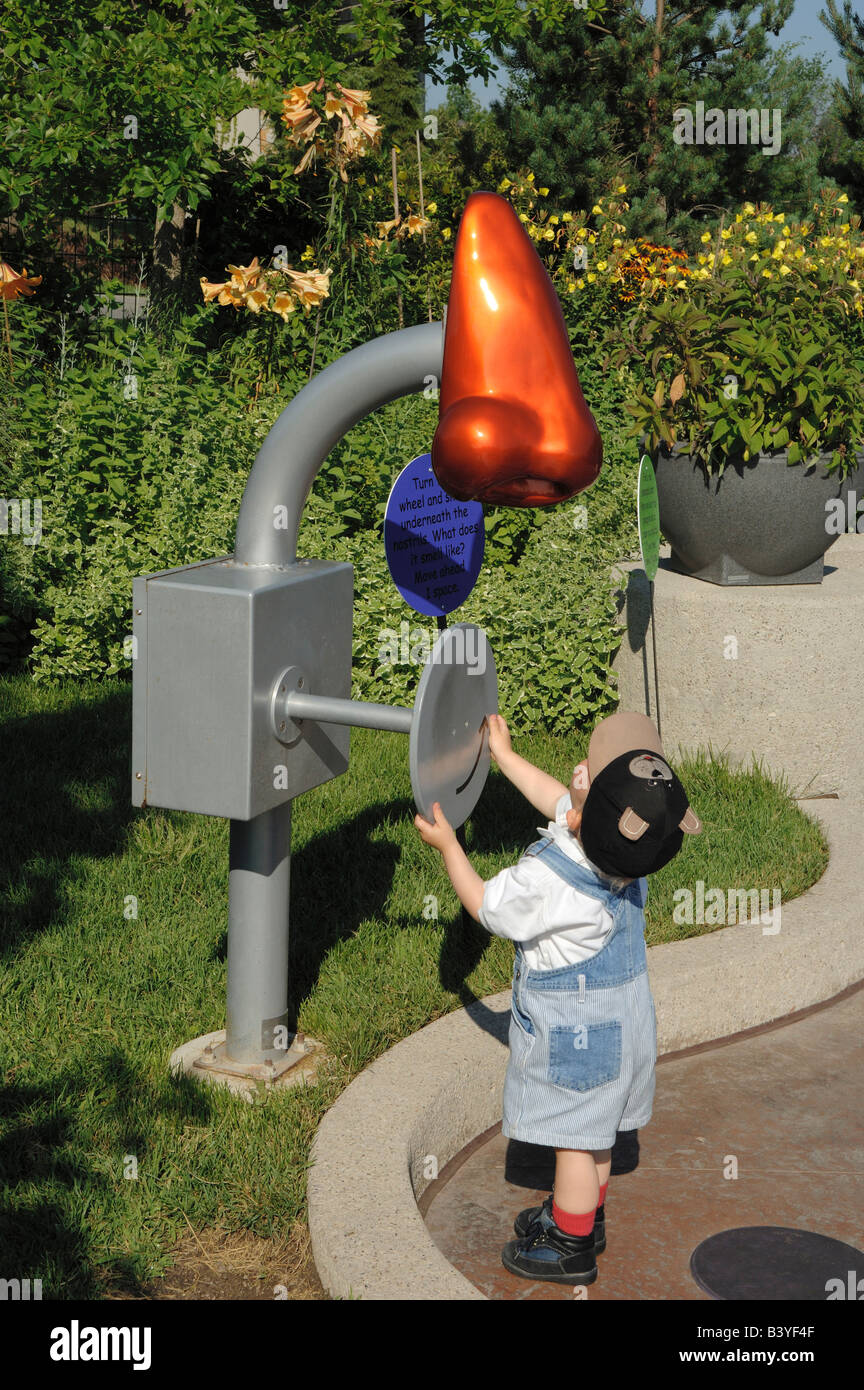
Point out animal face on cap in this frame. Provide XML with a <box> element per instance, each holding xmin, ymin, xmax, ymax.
<box><xmin>627</xmin><ymin>753</ymin><xmax>674</xmax><ymax>784</ymax></box>
<box><xmin>579</xmin><ymin>711</ymin><xmax>703</xmax><ymax>877</ymax></box>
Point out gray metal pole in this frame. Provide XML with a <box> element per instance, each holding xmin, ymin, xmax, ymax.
<box><xmin>283</xmin><ymin>692</ymin><xmax>413</xmax><ymax>734</ymax></box>
<box><xmin>226</xmin><ymin>801</ymin><xmax>292</xmax><ymax>1064</ymax></box>
<box><xmin>235</xmin><ymin>320</ymin><xmax>444</xmax><ymax>566</ymax></box>
<box><xmin>224</xmin><ymin>320</ymin><xmax>444</xmax><ymax>1069</ymax></box>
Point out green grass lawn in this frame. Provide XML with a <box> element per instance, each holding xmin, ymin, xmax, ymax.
<box><xmin>0</xmin><ymin>674</ymin><xmax>828</xmax><ymax>1297</ymax></box>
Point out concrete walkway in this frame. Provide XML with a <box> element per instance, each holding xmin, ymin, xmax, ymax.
<box><xmin>308</xmin><ymin>796</ymin><xmax>864</xmax><ymax>1299</ymax></box>
<box><xmin>420</xmin><ymin>984</ymin><xmax>864</xmax><ymax>1300</ymax></box>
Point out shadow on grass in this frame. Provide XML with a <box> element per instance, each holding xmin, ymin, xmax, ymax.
<box><xmin>0</xmin><ymin>1059</ymin><xmax>215</xmax><ymax>1299</ymax></box>
<box><xmin>0</xmin><ymin>682</ymin><xmax>136</xmax><ymax>961</ymax></box>
<box><xmin>283</xmin><ymin>772</ymin><xmax>535</xmax><ymax>1028</ymax></box>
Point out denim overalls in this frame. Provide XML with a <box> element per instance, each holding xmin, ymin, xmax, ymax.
<box><xmin>502</xmin><ymin>836</ymin><xmax>657</xmax><ymax>1151</ymax></box>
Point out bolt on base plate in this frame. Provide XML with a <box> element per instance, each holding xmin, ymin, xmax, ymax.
<box><xmin>169</xmin><ymin>1030</ymin><xmax>326</xmax><ymax>1099</ymax></box>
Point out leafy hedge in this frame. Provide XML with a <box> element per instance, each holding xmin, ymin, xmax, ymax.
<box><xmin>0</xmin><ymin>313</ymin><xmax>641</xmax><ymax>728</ymax></box>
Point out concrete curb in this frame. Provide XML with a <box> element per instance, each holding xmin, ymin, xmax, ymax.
<box><xmin>307</xmin><ymin>796</ymin><xmax>864</xmax><ymax>1300</ymax></box>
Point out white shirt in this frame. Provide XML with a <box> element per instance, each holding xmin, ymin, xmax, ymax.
<box><xmin>478</xmin><ymin>793</ymin><xmax>648</xmax><ymax>971</ymax></box>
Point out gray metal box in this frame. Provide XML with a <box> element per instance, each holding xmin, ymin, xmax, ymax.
<box><xmin>132</xmin><ymin>556</ymin><xmax>352</xmax><ymax>819</ymax></box>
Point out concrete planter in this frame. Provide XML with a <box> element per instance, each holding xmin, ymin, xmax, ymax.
<box><xmin>653</xmin><ymin>445</ymin><xmax>864</xmax><ymax>585</ymax></box>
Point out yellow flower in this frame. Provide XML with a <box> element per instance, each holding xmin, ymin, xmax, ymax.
<box><xmin>611</xmin><ymin>237</ymin><xmax>622</xmax><ymax>247</ymax></box>
<box><xmin>526</xmin><ymin>172</ymin><xmax>535</xmax><ymax>182</ymax></box>
<box><xmin>700</xmin><ymin>231</ymin><xmax>712</xmax><ymax>243</ymax></box>
<box><xmin>567</xmin><ymin>281</ymin><xmax>576</xmax><ymax>292</ymax></box>
<box><xmin>284</xmin><ymin>265</ymin><xmax>331</xmax><ymax>310</ymax></box>
<box><xmin>762</xmin><ymin>269</ymin><xmax>772</xmax><ymax>278</ymax></box>
<box><xmin>200</xmin><ymin>276</ymin><xmax>230</xmax><ymax>304</ymax></box>
<box><xmin>575</xmin><ymin>277</ymin><xmax>585</xmax><ymax>289</ymax></box>
<box><xmin>574</xmin><ymin>226</ymin><xmax>587</xmax><ymax>238</ymax></box>
<box><xmin>539</xmin><ymin>187</ymin><xmax>549</xmax><ymax>196</ymax></box>
<box><xmin>783</xmin><ymin>226</ymin><xmax>792</xmax><ymax>236</ymax></box>
<box><xmin>721</xmin><ymin>253</ymin><xmax>732</xmax><ymax>265</ymax></box>
<box><xmin>498</xmin><ymin>178</ymin><xmax>512</xmax><ymax>191</ymax></box>
<box><xmin>518</xmin><ymin>212</ymin><xmax>529</xmax><ymax>223</ymax></box>
<box><xmin>588</xmin><ymin>232</ymin><xmax>597</xmax><ymax>243</ymax></box>
<box><xmin>721</xmin><ymin>228</ymin><xmax>732</xmax><ymax>239</ymax></box>
<box><xmin>742</xmin><ymin>202</ymin><xmax>756</xmax><ymax>215</ymax></box>
<box><xmin>749</xmin><ymin>253</ymin><xmax>760</xmax><ymax>262</ymax></box>
<box><xmin>617</xmin><ymin>184</ymin><xmax>627</xmax><ymax>193</ymax></box>
<box><xmin>336</xmin><ymin>83</ymin><xmax>371</xmax><ymax>118</ymax></box>
<box><xmin>745</xmin><ymin>231</ymin><xmax>757</xmax><ymax>244</ymax></box>
<box><xmin>271</xmin><ymin>291</ymin><xmax>297</xmax><ymax>321</ymax></box>
<box><xmin>587</xmin><ymin>272</ymin><xmax>596</xmax><ymax>282</ymax></box>
<box><xmin>838</xmin><ymin>193</ymin><xmax>849</xmax><ymax>204</ymax></box>
<box><xmin>227</xmin><ymin>257</ymin><xmax>261</xmax><ymax>290</ymax></box>
<box><xmin>562</xmin><ymin>212</ymin><xmax>573</xmax><ymax>223</ymax></box>
<box><xmin>442</xmin><ymin>227</ymin><xmax>451</xmax><ymax>240</ymax></box>
<box><xmin>243</xmin><ymin>288</ymin><xmax>269</xmax><ymax>313</ymax></box>
<box><xmin>596</xmin><ymin>260</ymin><xmax>608</xmax><ymax>271</ymax></box>
<box><xmin>549</xmin><ymin>214</ymin><xmax>559</xmax><ymax>225</ymax></box>
<box><xmin>779</xmin><ymin>264</ymin><xmax>792</xmax><ymax>275</ymax></box>
<box><xmin>404</xmin><ymin>213</ymin><xmax>430</xmax><ymax>235</ymax></box>
<box><xmin>591</xmin><ymin>204</ymin><xmax>603</xmax><ymax>215</ymax></box>
<box><xmin>426</xmin><ymin>201</ymin><xmax>437</xmax><ymax>214</ymax></box>
<box><xmin>698</xmin><ymin>267</ymin><xmax>710</xmax><ymax>279</ymax></box>
<box><xmin>543</xmin><ymin>228</ymin><xmax>554</xmax><ymax>240</ymax></box>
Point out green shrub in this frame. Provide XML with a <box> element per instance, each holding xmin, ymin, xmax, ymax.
<box><xmin>1</xmin><ymin>308</ymin><xmax>640</xmax><ymax>721</ymax></box>
<box><xmin>0</xmin><ymin>321</ymin><xmax>287</xmax><ymax>679</ymax></box>
<box><xmin>299</xmin><ymin>435</ymin><xmax>639</xmax><ymax>735</ymax></box>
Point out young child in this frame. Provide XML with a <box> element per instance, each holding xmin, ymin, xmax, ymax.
<box><xmin>414</xmin><ymin>709</ymin><xmax>702</xmax><ymax>1286</ymax></box>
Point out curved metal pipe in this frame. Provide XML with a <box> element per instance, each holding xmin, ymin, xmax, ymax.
<box><xmin>234</xmin><ymin>319</ymin><xmax>445</xmax><ymax>567</ymax></box>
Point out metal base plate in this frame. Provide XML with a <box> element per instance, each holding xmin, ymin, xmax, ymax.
<box><xmin>690</xmin><ymin>1226</ymin><xmax>864</xmax><ymax>1300</ymax></box>
<box><xmin>409</xmin><ymin>623</ymin><xmax>497</xmax><ymax>829</ymax></box>
<box><xmin>170</xmin><ymin>1030</ymin><xmax>325</xmax><ymax>1099</ymax></box>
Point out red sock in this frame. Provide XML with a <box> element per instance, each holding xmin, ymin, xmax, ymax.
<box><xmin>552</xmin><ymin>1199</ymin><xmax>596</xmax><ymax>1236</ymax></box>
<box><xmin>598</xmin><ymin>1181</ymin><xmax>608</xmax><ymax>1208</ymax></box>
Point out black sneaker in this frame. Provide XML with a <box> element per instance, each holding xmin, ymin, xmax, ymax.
<box><xmin>514</xmin><ymin>1194</ymin><xmax>606</xmax><ymax>1253</ymax></box>
<box><xmin>501</xmin><ymin>1202</ymin><xmax>598</xmax><ymax>1285</ymax></box>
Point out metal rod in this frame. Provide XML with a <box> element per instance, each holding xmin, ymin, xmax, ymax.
<box><xmin>225</xmin><ymin>801</ymin><xmax>292</xmax><ymax>1063</ymax></box>
<box><xmin>234</xmin><ymin>320</ymin><xmax>443</xmax><ymax>567</ymax></box>
<box><xmin>284</xmin><ymin>692</ymin><xmax>412</xmax><ymax>734</ymax></box>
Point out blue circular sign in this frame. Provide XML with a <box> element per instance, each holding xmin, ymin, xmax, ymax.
<box><xmin>384</xmin><ymin>453</ymin><xmax>484</xmax><ymax>617</ymax></box>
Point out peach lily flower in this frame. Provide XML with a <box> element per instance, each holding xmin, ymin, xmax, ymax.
<box><xmin>0</xmin><ymin>262</ymin><xmax>42</xmax><ymax>300</ymax></box>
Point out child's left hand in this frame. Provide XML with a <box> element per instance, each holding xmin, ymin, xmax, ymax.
<box><xmin>414</xmin><ymin>801</ymin><xmax>457</xmax><ymax>852</ymax></box>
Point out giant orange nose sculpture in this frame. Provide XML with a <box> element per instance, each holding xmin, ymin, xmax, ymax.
<box><xmin>431</xmin><ymin>191</ymin><xmax>602</xmax><ymax>507</ymax></box>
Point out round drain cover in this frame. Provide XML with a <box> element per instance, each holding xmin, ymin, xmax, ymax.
<box><xmin>690</xmin><ymin>1226</ymin><xmax>864</xmax><ymax>1301</ymax></box>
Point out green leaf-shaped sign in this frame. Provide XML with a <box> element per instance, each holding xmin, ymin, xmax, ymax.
<box><xmin>637</xmin><ymin>453</ymin><xmax>660</xmax><ymax>582</ymax></box>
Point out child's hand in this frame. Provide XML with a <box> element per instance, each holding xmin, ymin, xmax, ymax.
<box><xmin>414</xmin><ymin>801</ymin><xmax>457</xmax><ymax>852</ymax></box>
<box><xmin>487</xmin><ymin>712</ymin><xmax>512</xmax><ymax>765</ymax></box>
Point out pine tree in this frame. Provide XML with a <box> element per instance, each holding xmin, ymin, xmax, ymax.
<box><xmin>819</xmin><ymin>0</ymin><xmax>864</xmax><ymax>210</ymax></box>
<box><xmin>488</xmin><ymin>1</ymin><xmax>838</xmax><ymax>245</ymax></box>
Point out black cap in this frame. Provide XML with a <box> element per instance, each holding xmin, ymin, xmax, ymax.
<box><xmin>580</xmin><ymin>749</ymin><xmax>702</xmax><ymax>879</ymax></box>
